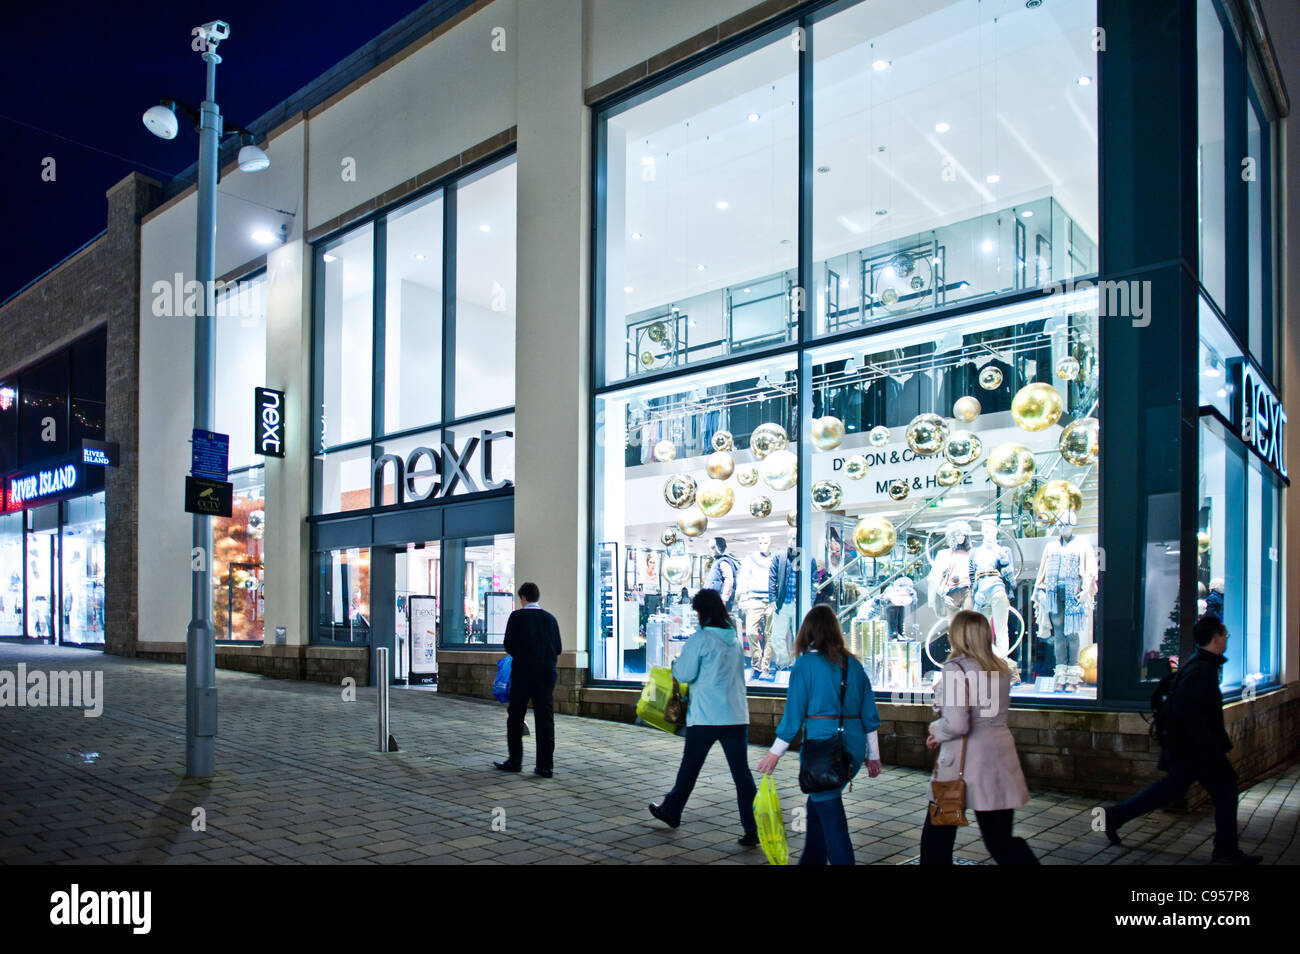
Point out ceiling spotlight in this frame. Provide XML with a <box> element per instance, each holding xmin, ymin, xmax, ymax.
<box><xmin>934</xmin><ymin>122</ymin><xmax>950</xmax><ymax>133</ymax></box>
<box><xmin>415</xmin><ymin>253</ymin><xmax>425</xmax><ymax>260</ymax></box>
<box><xmin>981</xmin><ymin>240</ymin><xmax>995</xmax><ymax>253</ymax></box>
<box><xmin>142</xmin><ymin>102</ymin><xmax>179</xmax><ymax>140</ymax></box>
<box><xmin>237</xmin><ymin>138</ymin><xmax>270</xmax><ymax>173</ymax></box>
<box><xmin>1203</xmin><ymin>352</ymin><xmax>1222</xmax><ymax>378</ymax></box>
<box><xmin>1021</xmin><ymin>209</ymin><xmax>1034</xmax><ymax>218</ymax></box>
<box><xmin>985</xmin><ymin>174</ymin><xmax>1001</xmax><ymax>184</ymax></box>
<box><xmin>716</xmin><ymin>200</ymin><xmax>729</xmax><ymax>209</ymax></box>
<box><xmin>696</xmin><ymin>264</ymin><xmax>706</xmax><ymax>271</ymax></box>
<box><xmin>843</xmin><ymin>354</ymin><xmax>859</xmax><ymax>375</ymax></box>
<box><xmin>623</xmin><ymin>285</ymin><xmax>633</xmax><ymax>293</ymax></box>
<box><xmin>322</xmin><ymin>253</ymin><xmax>337</xmax><ymax>263</ymax></box>
<box><xmin>479</xmin><ymin>224</ymin><xmax>491</xmax><ymax>232</ymax></box>
<box><xmin>251</xmin><ymin>228</ymin><xmax>276</xmax><ymax>245</ymax></box>
<box><xmin>631</xmin><ymin>231</ymin><xmax>643</xmax><ymax>240</ymax></box>
<box><xmin>1077</xmin><ymin>75</ymin><xmax>1093</xmax><ymax>87</ymax></box>
<box><xmin>872</xmin><ymin>59</ymin><xmax>889</xmax><ymax>71</ymax></box>
<box><xmin>747</xmin><ymin>112</ymin><xmax>760</xmax><ymax>122</ymax></box>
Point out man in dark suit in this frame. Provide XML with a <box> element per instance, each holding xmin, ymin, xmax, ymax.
<box><xmin>1104</xmin><ymin>615</ymin><xmax>1261</xmax><ymax>864</ymax></box>
<box><xmin>495</xmin><ymin>581</ymin><xmax>563</xmax><ymax>778</ymax></box>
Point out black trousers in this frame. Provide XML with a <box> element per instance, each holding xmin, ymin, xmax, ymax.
<box><xmin>507</xmin><ymin>673</ymin><xmax>556</xmax><ymax>770</ymax></box>
<box><xmin>920</xmin><ymin>809</ymin><xmax>1038</xmax><ymax>864</ymax></box>
<box><xmin>659</xmin><ymin>724</ymin><xmax>757</xmax><ymax>836</ymax></box>
<box><xmin>1107</xmin><ymin>754</ymin><xmax>1239</xmax><ymax>853</ymax></box>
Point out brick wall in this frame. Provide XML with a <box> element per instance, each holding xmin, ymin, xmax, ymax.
<box><xmin>0</xmin><ymin>172</ymin><xmax>161</xmax><ymax>658</ymax></box>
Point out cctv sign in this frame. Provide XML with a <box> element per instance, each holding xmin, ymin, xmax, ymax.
<box><xmin>255</xmin><ymin>387</ymin><xmax>286</xmax><ymax>458</ymax></box>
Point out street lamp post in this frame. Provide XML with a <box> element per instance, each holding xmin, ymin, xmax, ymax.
<box><xmin>144</xmin><ymin>20</ymin><xmax>269</xmax><ymax>777</ymax></box>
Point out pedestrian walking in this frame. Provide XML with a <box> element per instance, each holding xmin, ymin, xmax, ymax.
<box><xmin>1103</xmin><ymin>615</ymin><xmax>1261</xmax><ymax>864</ymax></box>
<box><xmin>920</xmin><ymin>609</ymin><xmax>1037</xmax><ymax>864</ymax></box>
<box><xmin>494</xmin><ymin>582</ymin><xmax>562</xmax><ymax>778</ymax></box>
<box><xmin>756</xmin><ymin>605</ymin><xmax>882</xmax><ymax>865</ymax></box>
<box><xmin>649</xmin><ymin>588</ymin><xmax>759</xmax><ymax>846</ymax></box>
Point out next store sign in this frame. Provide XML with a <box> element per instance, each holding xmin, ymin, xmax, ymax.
<box><xmin>1234</xmin><ymin>361</ymin><xmax>1288</xmax><ymax>481</ymax></box>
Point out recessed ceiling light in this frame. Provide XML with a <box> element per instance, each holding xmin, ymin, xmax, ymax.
<box><xmin>251</xmin><ymin>228</ymin><xmax>276</xmax><ymax>245</ymax></box>
<box><xmin>1077</xmin><ymin>75</ymin><xmax>1093</xmax><ymax>87</ymax></box>
<box><xmin>322</xmin><ymin>253</ymin><xmax>337</xmax><ymax>263</ymax></box>
<box><xmin>872</xmin><ymin>59</ymin><xmax>889</xmax><ymax>71</ymax></box>
<box><xmin>631</xmin><ymin>232</ymin><xmax>642</xmax><ymax>240</ymax></box>
<box><xmin>696</xmin><ymin>264</ymin><xmax>706</xmax><ymax>271</ymax></box>
<box><xmin>935</xmin><ymin>122</ymin><xmax>950</xmax><ymax>133</ymax></box>
<box><xmin>716</xmin><ymin>200</ymin><xmax>729</xmax><ymax>209</ymax></box>
<box><xmin>415</xmin><ymin>252</ymin><xmax>425</xmax><ymax>260</ymax></box>
<box><xmin>743</xmin><ymin>288</ymin><xmax>751</xmax><ymax>293</ymax></box>
<box><xmin>479</xmin><ymin>224</ymin><xmax>491</xmax><ymax>232</ymax></box>
<box><xmin>1021</xmin><ymin>210</ymin><xmax>1034</xmax><ymax>218</ymax></box>
<box><xmin>624</xmin><ymin>285</ymin><xmax>633</xmax><ymax>293</ymax></box>
<box><xmin>981</xmin><ymin>240</ymin><xmax>995</xmax><ymax>253</ymax></box>
<box><xmin>985</xmin><ymin>174</ymin><xmax>1000</xmax><ymax>184</ymax></box>
<box><xmin>747</xmin><ymin>112</ymin><xmax>760</xmax><ymax>122</ymax></box>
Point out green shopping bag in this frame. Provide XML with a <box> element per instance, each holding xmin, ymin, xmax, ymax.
<box><xmin>636</xmin><ymin>666</ymin><xmax>687</xmax><ymax>734</ymax></box>
<box><xmin>753</xmin><ymin>774</ymin><xmax>789</xmax><ymax>866</ymax></box>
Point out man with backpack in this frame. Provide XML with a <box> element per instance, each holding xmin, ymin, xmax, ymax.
<box><xmin>1102</xmin><ymin>615</ymin><xmax>1260</xmax><ymax>864</ymax></box>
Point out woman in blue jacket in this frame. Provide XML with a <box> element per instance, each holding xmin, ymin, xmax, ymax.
<box><xmin>650</xmin><ymin>588</ymin><xmax>759</xmax><ymax>846</ymax></box>
<box><xmin>757</xmin><ymin>605</ymin><xmax>882</xmax><ymax>865</ymax></box>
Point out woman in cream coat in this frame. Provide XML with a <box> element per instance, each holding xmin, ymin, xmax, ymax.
<box><xmin>920</xmin><ymin>610</ymin><xmax>1038</xmax><ymax>864</ymax></box>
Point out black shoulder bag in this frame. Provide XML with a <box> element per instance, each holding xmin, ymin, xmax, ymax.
<box><xmin>798</xmin><ymin>658</ymin><xmax>850</xmax><ymax>794</ymax></box>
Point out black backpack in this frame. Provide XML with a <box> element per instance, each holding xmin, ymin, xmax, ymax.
<box><xmin>1150</xmin><ymin>669</ymin><xmax>1183</xmax><ymax>749</ymax></box>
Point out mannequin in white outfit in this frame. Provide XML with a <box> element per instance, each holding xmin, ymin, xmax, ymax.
<box><xmin>737</xmin><ymin>534</ymin><xmax>774</xmax><ymax>672</ymax></box>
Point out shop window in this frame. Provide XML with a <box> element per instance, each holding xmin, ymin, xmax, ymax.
<box><xmin>214</xmin><ymin>275</ymin><xmax>267</xmax><ymax>470</ymax></box>
<box><xmin>61</xmin><ymin>492</ymin><xmax>106</xmax><ymax>645</ymax></box>
<box><xmin>25</xmin><ymin>505</ymin><xmax>58</xmax><ymax>640</ymax></box>
<box><xmin>1243</xmin><ymin>455</ymin><xmax>1280</xmax><ymax>689</ymax></box>
<box><xmin>315</xmin><ymin>547</ymin><xmax>371</xmax><ymax>645</ymax></box>
<box><xmin>0</xmin><ymin>379</ymin><xmax>15</xmax><ymax>476</ymax></box>
<box><xmin>19</xmin><ymin>354</ymin><xmax>69</xmax><ymax>466</ymax></box>
<box><xmin>1197</xmin><ymin>0</ymin><xmax>1227</xmax><ymax>311</ymax></box>
<box><xmin>444</xmin><ymin>413</ymin><xmax>514</xmax><ymax>491</ymax></box>
<box><xmin>318</xmin><ymin>224</ymin><xmax>374</xmax><ymax>450</ymax></box>
<box><xmin>372</xmin><ymin>429</ymin><xmax>442</xmax><ymax>506</ymax></box>
<box><xmin>811</xmin><ymin>0</ymin><xmax>1098</xmax><ymax>336</ymax></box>
<box><xmin>395</xmin><ymin>541</ymin><xmax>441</xmax><ymax>683</ymax></box>
<box><xmin>315</xmin><ymin>445</ymin><xmax>372</xmax><ymax>513</ymax></box>
<box><xmin>442</xmin><ymin>534</ymin><xmax>514</xmax><ymax>647</ymax></box>
<box><xmin>594</xmin><ymin>355</ymin><xmax>799</xmax><ymax>684</ymax></box>
<box><xmin>598</xmin><ymin>31</ymin><xmax>798</xmax><ymax>385</ymax></box>
<box><xmin>0</xmin><ymin>512</ymin><xmax>21</xmax><ymax>636</ymax></box>
<box><xmin>1195</xmin><ymin>418</ymin><xmax>1244</xmax><ymax>688</ymax></box>
<box><xmin>70</xmin><ymin>329</ymin><xmax>107</xmax><ymax>449</ymax></box>
<box><xmin>384</xmin><ymin>192</ymin><xmax>444</xmax><ymax>434</ymax></box>
<box><xmin>213</xmin><ymin>470</ymin><xmax>265</xmax><ymax>642</ymax></box>
<box><xmin>1198</xmin><ymin>297</ymin><xmax>1241</xmax><ymax>419</ymax></box>
<box><xmin>1246</xmin><ymin>92</ymin><xmax>1273</xmax><ymax>377</ymax></box>
<box><xmin>453</xmin><ymin>161</ymin><xmax>516</xmax><ymax>418</ymax></box>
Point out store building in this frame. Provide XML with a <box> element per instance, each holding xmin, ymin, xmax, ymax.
<box><xmin>0</xmin><ymin>172</ymin><xmax>159</xmax><ymax>654</ymax></box>
<box><xmin>131</xmin><ymin>0</ymin><xmax>1297</xmax><ymax>796</ymax></box>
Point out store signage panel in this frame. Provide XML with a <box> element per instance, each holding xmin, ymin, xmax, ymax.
<box><xmin>191</xmin><ymin>429</ymin><xmax>230</xmax><ymax>480</ymax></box>
<box><xmin>255</xmin><ymin>387</ymin><xmax>286</xmax><ymax>458</ymax></box>
<box><xmin>6</xmin><ymin>459</ymin><xmax>83</xmax><ymax>511</ymax></box>
<box><xmin>1232</xmin><ymin>361</ymin><xmax>1287</xmax><ymax>481</ymax></box>
<box><xmin>81</xmin><ymin>439</ymin><xmax>119</xmax><ymax>467</ymax></box>
<box><xmin>371</xmin><ymin>429</ymin><xmax>514</xmax><ymax>508</ymax></box>
<box><xmin>408</xmin><ymin>596</ymin><xmax>439</xmax><ymax>684</ymax></box>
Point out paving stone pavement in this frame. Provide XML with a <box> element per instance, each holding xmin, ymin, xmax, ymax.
<box><xmin>1</xmin><ymin>644</ymin><xmax>1297</xmax><ymax>865</ymax></box>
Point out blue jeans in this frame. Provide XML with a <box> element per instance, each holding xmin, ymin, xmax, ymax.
<box><xmin>660</xmin><ymin>724</ymin><xmax>757</xmax><ymax>836</ymax></box>
<box><xmin>799</xmin><ymin>794</ymin><xmax>854</xmax><ymax>865</ymax></box>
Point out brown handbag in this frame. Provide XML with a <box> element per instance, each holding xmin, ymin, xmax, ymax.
<box><xmin>927</xmin><ymin>735</ymin><xmax>969</xmax><ymax>827</ymax></box>
<box><xmin>664</xmin><ymin>678</ymin><xmax>688</xmax><ymax>726</ymax></box>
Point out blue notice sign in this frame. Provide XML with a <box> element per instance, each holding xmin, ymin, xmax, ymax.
<box><xmin>191</xmin><ymin>430</ymin><xmax>230</xmax><ymax>480</ymax></box>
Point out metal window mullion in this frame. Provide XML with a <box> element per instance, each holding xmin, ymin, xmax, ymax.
<box><xmin>443</xmin><ymin>185</ymin><xmax>458</xmax><ymax>428</ymax></box>
<box><xmin>372</xmin><ymin>219</ymin><xmax>387</xmax><ymax>450</ymax></box>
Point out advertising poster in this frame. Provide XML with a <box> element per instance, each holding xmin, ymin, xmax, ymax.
<box><xmin>409</xmin><ymin>595</ymin><xmax>439</xmax><ymax>684</ymax></box>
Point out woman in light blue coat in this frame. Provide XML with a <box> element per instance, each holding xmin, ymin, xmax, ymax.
<box><xmin>650</xmin><ymin>588</ymin><xmax>759</xmax><ymax>846</ymax></box>
<box><xmin>758</xmin><ymin>605</ymin><xmax>881</xmax><ymax>864</ymax></box>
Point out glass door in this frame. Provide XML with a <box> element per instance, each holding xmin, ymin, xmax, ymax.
<box><xmin>61</xmin><ymin>492</ymin><xmax>106</xmax><ymax>645</ymax></box>
<box><xmin>25</xmin><ymin>525</ymin><xmax>57</xmax><ymax>642</ymax></box>
<box><xmin>399</xmin><ymin>542</ymin><xmax>440</xmax><ymax>686</ymax></box>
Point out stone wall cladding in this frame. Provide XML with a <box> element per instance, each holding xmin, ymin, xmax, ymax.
<box><xmin>0</xmin><ymin>173</ymin><xmax>160</xmax><ymax>658</ymax></box>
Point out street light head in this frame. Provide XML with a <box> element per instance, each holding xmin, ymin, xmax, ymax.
<box><xmin>143</xmin><ymin>103</ymin><xmax>179</xmax><ymax>140</ymax></box>
<box><xmin>237</xmin><ymin>142</ymin><xmax>270</xmax><ymax>173</ymax></box>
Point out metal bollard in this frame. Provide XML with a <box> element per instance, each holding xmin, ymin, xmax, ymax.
<box><xmin>377</xmin><ymin>647</ymin><xmax>390</xmax><ymax>753</ymax></box>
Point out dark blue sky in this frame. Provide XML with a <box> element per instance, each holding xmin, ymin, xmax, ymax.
<box><xmin>0</xmin><ymin>0</ymin><xmax>435</xmax><ymax>302</ymax></box>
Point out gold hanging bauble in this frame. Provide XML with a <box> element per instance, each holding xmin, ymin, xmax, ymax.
<box><xmin>1059</xmin><ymin>417</ymin><xmax>1100</xmax><ymax>466</ymax></box>
<box><xmin>888</xmin><ymin>479</ymin><xmax>910</xmax><ymax>501</ymax></box>
<box><xmin>936</xmin><ymin>462</ymin><xmax>962</xmax><ymax>487</ymax></box>
<box><xmin>736</xmin><ymin>463</ymin><xmax>759</xmax><ymax>487</ymax></box>
<box><xmin>1055</xmin><ymin>356</ymin><xmax>1081</xmax><ymax>381</ymax></box>
<box><xmin>1032</xmin><ymin>479</ymin><xmax>1083</xmax><ymax>522</ymax></box>
<box><xmin>868</xmin><ymin>425</ymin><xmax>891</xmax><ymax>447</ymax></box>
<box><xmin>844</xmin><ymin>455</ymin><xmax>869</xmax><ymax>480</ymax></box>
<box><xmin>953</xmin><ymin>395</ymin><xmax>982</xmax><ymax>423</ymax></box>
<box><xmin>906</xmin><ymin>413</ymin><xmax>949</xmax><ymax>456</ymax></box>
<box><xmin>943</xmin><ymin>431</ymin><xmax>983</xmax><ymax>467</ymax></box>
<box><xmin>759</xmin><ymin>449</ymin><xmax>798</xmax><ymax>491</ymax></box>
<box><xmin>653</xmin><ymin>439</ymin><xmax>677</xmax><ymax>462</ymax></box>
<box><xmin>978</xmin><ymin>365</ymin><xmax>1004</xmax><ymax>390</ymax></box>
<box><xmin>663</xmin><ymin>474</ymin><xmax>697</xmax><ymax>509</ymax></box>
<box><xmin>811</xmin><ymin>416</ymin><xmax>845</xmax><ymax>451</ymax></box>
<box><xmin>906</xmin><ymin>535</ymin><xmax>925</xmax><ymax>555</ymax></box>
<box><xmin>986</xmin><ymin>443</ymin><xmax>1036</xmax><ymax>488</ymax></box>
<box><xmin>705</xmin><ymin>451</ymin><xmax>735</xmax><ymax>480</ymax></box>
<box><xmin>711</xmin><ymin>430</ymin><xmax>734</xmax><ymax>452</ymax></box>
<box><xmin>646</xmin><ymin>321</ymin><xmax>668</xmax><ymax>344</ymax></box>
<box><xmin>1197</xmin><ymin>530</ymin><xmax>1212</xmax><ymax>554</ymax></box>
<box><xmin>640</xmin><ymin>351</ymin><xmax>656</xmax><ymax>369</ymax></box>
<box><xmin>811</xmin><ymin>480</ymin><xmax>843</xmax><ymax>511</ymax></box>
<box><xmin>662</xmin><ymin>554</ymin><xmax>691</xmax><ymax>587</ymax></box>
<box><xmin>1079</xmin><ymin>643</ymin><xmax>1099</xmax><ymax>685</ymax></box>
<box><xmin>750</xmin><ymin>497</ymin><xmax>772</xmax><ymax>518</ymax></box>
<box><xmin>1011</xmin><ymin>383</ymin><xmax>1064</xmax><ymax>432</ymax></box>
<box><xmin>749</xmin><ymin>422</ymin><xmax>789</xmax><ymax>459</ymax></box>
<box><xmin>698</xmin><ymin>480</ymin><xmax>735</xmax><ymax>518</ymax></box>
<box><xmin>660</xmin><ymin>528</ymin><xmax>678</xmax><ymax>547</ymax></box>
<box><xmin>787</xmin><ymin>511</ymin><xmax>797</xmax><ymax>528</ymax></box>
<box><xmin>853</xmin><ymin>516</ymin><xmax>897</xmax><ymax>558</ymax></box>
<box><xmin>677</xmin><ymin>509</ymin><xmax>708</xmax><ymax>537</ymax></box>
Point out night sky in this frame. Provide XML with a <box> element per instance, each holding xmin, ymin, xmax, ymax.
<box><xmin>0</xmin><ymin>0</ymin><xmax>435</xmax><ymax>303</ymax></box>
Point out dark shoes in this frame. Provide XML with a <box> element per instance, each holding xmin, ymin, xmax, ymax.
<box><xmin>534</xmin><ymin>767</ymin><xmax>553</xmax><ymax>778</ymax></box>
<box><xmin>1211</xmin><ymin>848</ymin><xmax>1262</xmax><ymax>865</ymax></box>
<box><xmin>1102</xmin><ymin>807</ymin><xmax>1123</xmax><ymax>847</ymax></box>
<box><xmin>494</xmin><ymin>760</ymin><xmax>521</xmax><ymax>772</ymax></box>
<box><xmin>649</xmin><ymin>803</ymin><xmax>680</xmax><ymax>829</ymax></box>
<box><xmin>737</xmin><ymin>831</ymin><xmax>760</xmax><ymax>848</ymax></box>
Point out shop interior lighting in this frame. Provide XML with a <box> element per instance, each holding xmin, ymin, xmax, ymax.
<box><xmin>872</xmin><ymin>59</ymin><xmax>889</xmax><ymax>71</ymax></box>
<box><xmin>631</xmin><ymin>232</ymin><xmax>643</xmax><ymax>240</ymax></box>
<box><xmin>747</xmin><ymin>112</ymin><xmax>760</xmax><ymax>122</ymax></box>
<box><xmin>1077</xmin><ymin>75</ymin><xmax>1093</xmax><ymax>87</ymax></box>
<box><xmin>985</xmin><ymin>174</ymin><xmax>1001</xmax><ymax>184</ymax></box>
<box><xmin>934</xmin><ymin>122</ymin><xmax>950</xmax><ymax>133</ymax></box>
<box><xmin>1021</xmin><ymin>209</ymin><xmax>1034</xmax><ymax>218</ymax></box>
<box><xmin>716</xmin><ymin>200</ymin><xmax>729</xmax><ymax>209</ymax></box>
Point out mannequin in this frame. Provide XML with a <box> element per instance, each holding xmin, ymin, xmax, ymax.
<box><xmin>883</xmin><ymin>577</ymin><xmax>917</xmax><ymax>637</ymax></box>
<box><xmin>970</xmin><ymin>520</ymin><xmax>1020</xmax><ymax>684</ymax></box>
<box><xmin>1033</xmin><ymin>510</ymin><xmax>1098</xmax><ymax>691</ymax></box>
<box><xmin>927</xmin><ymin>520</ymin><xmax>974</xmax><ymax>624</ymax></box>
<box><xmin>737</xmin><ymin>534</ymin><xmax>774</xmax><ymax>674</ymax></box>
<box><xmin>761</xmin><ymin>529</ymin><xmax>800</xmax><ymax>679</ymax></box>
<box><xmin>703</xmin><ymin>536</ymin><xmax>741</xmax><ymax>611</ymax></box>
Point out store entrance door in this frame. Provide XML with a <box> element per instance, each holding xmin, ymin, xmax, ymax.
<box><xmin>25</xmin><ymin>526</ymin><xmax>58</xmax><ymax>643</ymax></box>
<box><xmin>395</xmin><ymin>542</ymin><xmax>440</xmax><ymax>688</ymax></box>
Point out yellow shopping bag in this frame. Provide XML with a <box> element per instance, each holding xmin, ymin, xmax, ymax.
<box><xmin>635</xmin><ymin>666</ymin><xmax>686</xmax><ymax>734</ymax></box>
<box><xmin>753</xmin><ymin>774</ymin><xmax>789</xmax><ymax>866</ymax></box>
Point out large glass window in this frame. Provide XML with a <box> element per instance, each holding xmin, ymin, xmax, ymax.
<box><xmin>385</xmin><ymin>193</ymin><xmax>444</xmax><ymax>433</ymax></box>
<box><xmin>214</xmin><ymin>274</ymin><xmax>267</xmax><ymax>470</ymax></box>
<box><xmin>0</xmin><ymin>380</ymin><xmax>15</xmax><ymax>476</ymax></box>
<box><xmin>1246</xmin><ymin>90</ymin><xmax>1274</xmax><ymax>377</ymax></box>
<box><xmin>19</xmin><ymin>355</ymin><xmax>69</xmax><ymax>466</ymax></box>
<box><xmin>69</xmin><ymin>330</ymin><xmax>106</xmax><ymax>450</ymax></box>
<box><xmin>0</xmin><ymin>512</ymin><xmax>22</xmax><ymax>636</ymax></box>
<box><xmin>213</xmin><ymin>469</ymin><xmax>265</xmax><ymax>643</ymax></box>
<box><xmin>61</xmin><ymin>492</ymin><xmax>106</xmax><ymax>645</ymax></box>
<box><xmin>1197</xmin><ymin>0</ymin><xmax>1227</xmax><ymax>311</ymax></box>
<box><xmin>812</xmin><ymin>0</ymin><xmax>1098</xmax><ymax>336</ymax></box>
<box><xmin>318</xmin><ymin>224</ymin><xmax>375</xmax><ymax>450</ymax></box>
<box><xmin>454</xmin><ymin>162</ymin><xmax>516</xmax><ymax>418</ymax></box>
<box><xmin>315</xmin><ymin>547</ymin><xmax>371</xmax><ymax>645</ymax></box>
<box><xmin>442</xmin><ymin>533</ymin><xmax>515</xmax><ymax>646</ymax></box>
<box><xmin>599</xmin><ymin>32</ymin><xmax>798</xmax><ymax>384</ymax></box>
